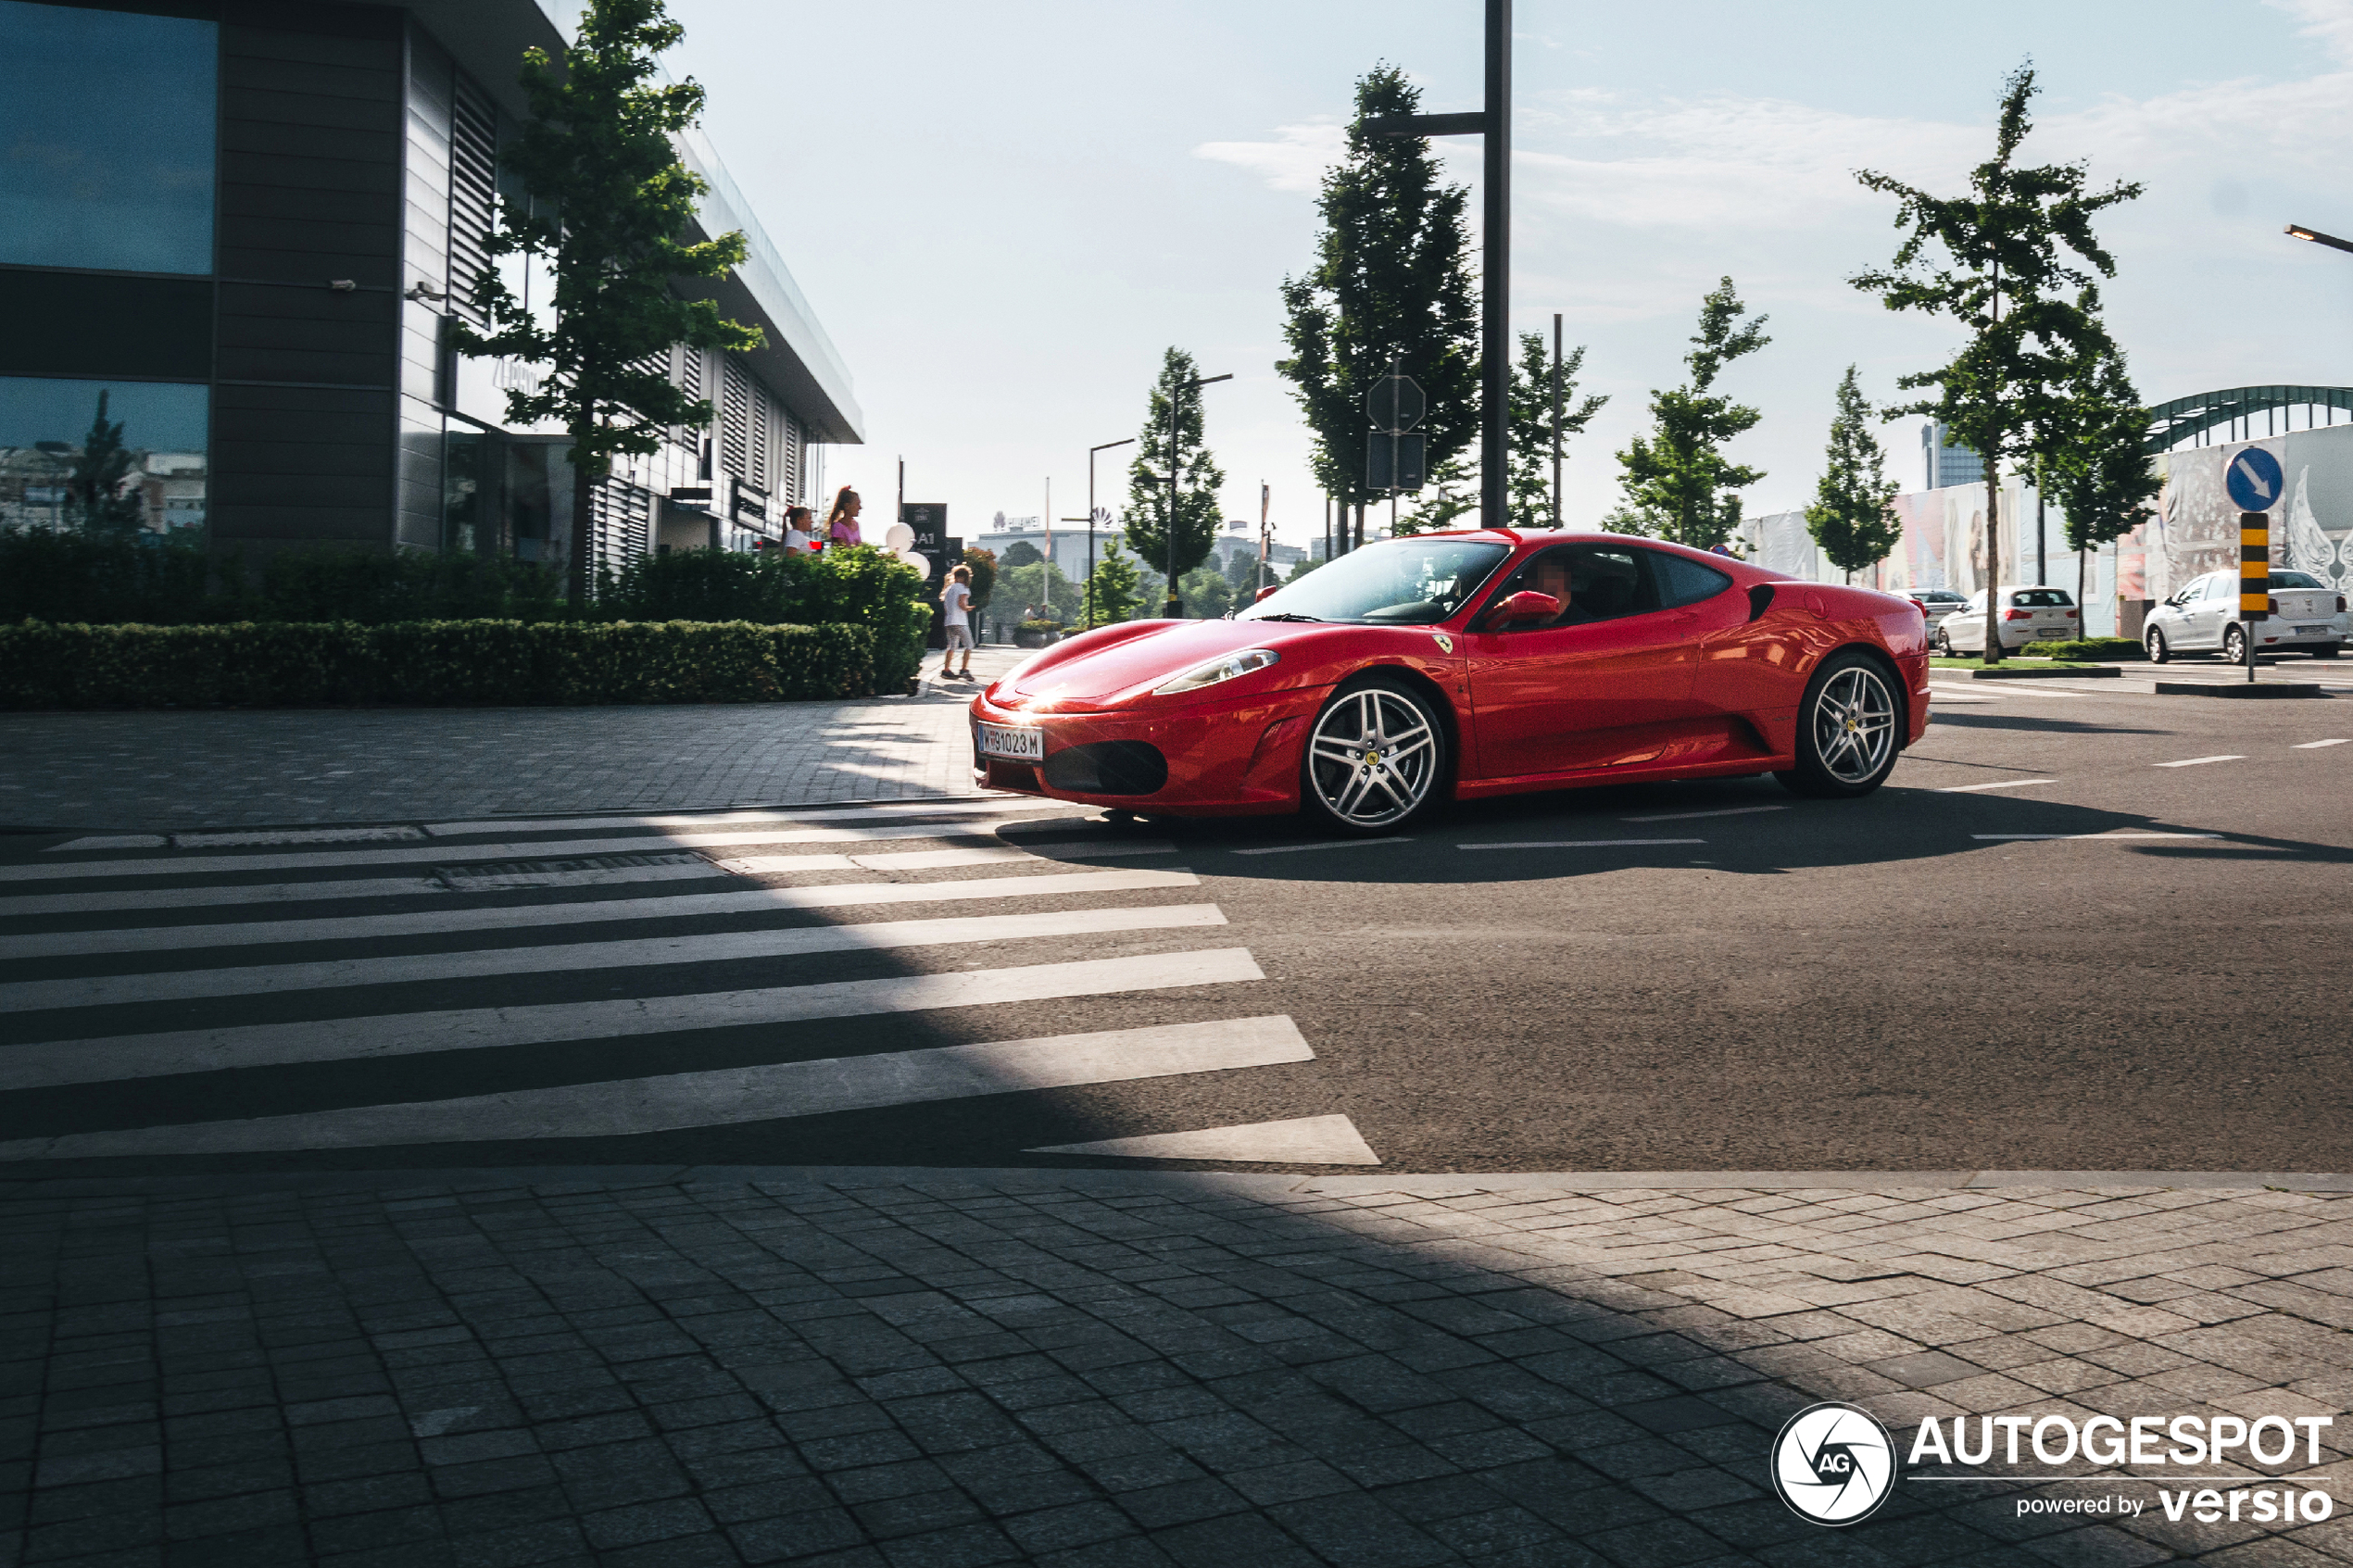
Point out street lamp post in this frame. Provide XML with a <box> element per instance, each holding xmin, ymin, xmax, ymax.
<box><xmin>1082</xmin><ymin>437</ymin><xmax>1133</xmax><ymax>628</ymax></box>
<box><xmin>2287</xmin><ymin>223</ymin><xmax>2353</xmax><ymax>255</ymax></box>
<box><xmin>1146</xmin><ymin>371</ymin><xmax>1231</xmax><ymax>619</ymax></box>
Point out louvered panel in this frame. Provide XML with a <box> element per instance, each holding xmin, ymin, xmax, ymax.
<box><xmin>747</xmin><ymin>379</ymin><xmax>771</xmax><ymax>493</ymax></box>
<box><xmin>719</xmin><ymin>357</ymin><xmax>749</xmax><ymax>477</ymax></box>
<box><xmin>447</xmin><ymin>74</ymin><xmax>497</xmax><ymax>326</ymax></box>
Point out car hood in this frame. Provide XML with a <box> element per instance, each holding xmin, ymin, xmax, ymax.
<box><xmin>1010</xmin><ymin>619</ymin><xmax>1315</xmax><ymax>705</ymax></box>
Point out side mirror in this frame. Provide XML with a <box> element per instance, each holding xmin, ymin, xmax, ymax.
<box><xmin>1254</xmin><ymin>584</ymin><xmax>1280</xmax><ymax>604</ymax></box>
<box><xmin>1483</xmin><ymin>590</ymin><xmax>1562</xmax><ymax>630</ymax></box>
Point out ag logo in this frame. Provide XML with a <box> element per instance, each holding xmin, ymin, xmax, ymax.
<box><xmin>1769</xmin><ymin>1402</ymin><xmax>1895</xmax><ymax>1525</ymax></box>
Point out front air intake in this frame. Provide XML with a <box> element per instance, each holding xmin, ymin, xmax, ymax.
<box><xmin>1041</xmin><ymin>740</ymin><xmax>1169</xmax><ymax>796</ymax></box>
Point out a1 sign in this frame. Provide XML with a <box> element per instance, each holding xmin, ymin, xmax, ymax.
<box><xmin>2226</xmin><ymin>446</ymin><xmax>2284</xmax><ymax>512</ymax></box>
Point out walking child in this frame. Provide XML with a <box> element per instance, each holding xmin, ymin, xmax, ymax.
<box><xmin>939</xmin><ymin>563</ymin><xmax>975</xmax><ymax>680</ymax></box>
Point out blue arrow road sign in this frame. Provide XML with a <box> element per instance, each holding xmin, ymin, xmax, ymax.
<box><xmin>2225</xmin><ymin>445</ymin><xmax>2284</xmax><ymax>511</ymax></box>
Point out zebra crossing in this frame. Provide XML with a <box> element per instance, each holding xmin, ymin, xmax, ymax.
<box><xmin>0</xmin><ymin>798</ymin><xmax>1378</xmax><ymax>1168</ymax></box>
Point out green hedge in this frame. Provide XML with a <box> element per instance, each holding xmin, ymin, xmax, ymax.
<box><xmin>0</xmin><ymin>620</ymin><xmax>879</xmax><ymax>709</ymax></box>
<box><xmin>2022</xmin><ymin>637</ymin><xmax>2144</xmax><ymax>661</ymax></box>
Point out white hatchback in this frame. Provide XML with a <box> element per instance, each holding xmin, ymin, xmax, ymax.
<box><xmin>1933</xmin><ymin>586</ymin><xmax>2080</xmax><ymax>655</ymax></box>
<box><xmin>2144</xmin><ymin>571</ymin><xmax>2348</xmax><ymax>663</ymax></box>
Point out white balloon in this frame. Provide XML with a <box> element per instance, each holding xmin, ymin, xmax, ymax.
<box><xmin>884</xmin><ymin>522</ymin><xmax>915</xmax><ymax>550</ymax></box>
<box><xmin>896</xmin><ymin>548</ymin><xmax>932</xmax><ymax>575</ymax></box>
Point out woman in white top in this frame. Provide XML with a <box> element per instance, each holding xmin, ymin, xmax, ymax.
<box><xmin>939</xmin><ymin>563</ymin><xmax>975</xmax><ymax>680</ymax></box>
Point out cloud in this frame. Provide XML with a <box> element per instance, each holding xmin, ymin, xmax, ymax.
<box><xmin>1192</xmin><ymin>122</ymin><xmax>1346</xmax><ymax>193</ymax></box>
<box><xmin>2269</xmin><ymin>0</ymin><xmax>2353</xmax><ymax>65</ymax></box>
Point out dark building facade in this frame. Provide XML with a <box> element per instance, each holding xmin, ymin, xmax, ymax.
<box><xmin>0</xmin><ymin>0</ymin><xmax>862</xmax><ymax>572</ymax></box>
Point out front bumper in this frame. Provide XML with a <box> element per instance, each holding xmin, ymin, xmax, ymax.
<box><xmin>968</xmin><ymin>686</ymin><xmax>1327</xmax><ymax>816</ymax></box>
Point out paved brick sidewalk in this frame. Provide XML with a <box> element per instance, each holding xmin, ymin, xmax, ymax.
<box><xmin>0</xmin><ymin>647</ymin><xmax>1027</xmax><ymax>832</ymax></box>
<box><xmin>6</xmin><ymin>1169</ymin><xmax>2349</xmax><ymax>1567</ymax></box>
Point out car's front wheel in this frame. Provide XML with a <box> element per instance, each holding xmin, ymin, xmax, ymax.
<box><xmin>1778</xmin><ymin>650</ymin><xmax>1902</xmax><ymax>799</ymax></box>
<box><xmin>1931</xmin><ymin>626</ymin><xmax>1953</xmax><ymax>657</ymax></box>
<box><xmin>1301</xmin><ymin>675</ymin><xmax>1448</xmax><ymax>834</ymax></box>
<box><xmin>2145</xmin><ymin>627</ymin><xmax>2171</xmax><ymax>664</ymax></box>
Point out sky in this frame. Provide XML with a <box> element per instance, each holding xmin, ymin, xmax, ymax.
<box><xmin>665</xmin><ymin>0</ymin><xmax>2353</xmax><ymax>553</ymax></box>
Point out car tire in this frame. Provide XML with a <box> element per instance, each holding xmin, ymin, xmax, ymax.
<box><xmin>1931</xmin><ymin>626</ymin><xmax>1953</xmax><ymax>657</ymax></box>
<box><xmin>2145</xmin><ymin>627</ymin><xmax>2170</xmax><ymax>664</ymax></box>
<box><xmin>2315</xmin><ymin>645</ymin><xmax>2341</xmax><ymax>659</ymax></box>
<box><xmin>1300</xmin><ymin>674</ymin><xmax>1449</xmax><ymax>835</ymax></box>
<box><xmin>2222</xmin><ymin>624</ymin><xmax>2248</xmax><ymax>665</ymax></box>
<box><xmin>1776</xmin><ymin>650</ymin><xmax>1903</xmax><ymax>800</ymax></box>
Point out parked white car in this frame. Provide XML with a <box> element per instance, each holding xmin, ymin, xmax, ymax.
<box><xmin>2144</xmin><ymin>571</ymin><xmax>2348</xmax><ymax>663</ymax></box>
<box><xmin>1906</xmin><ymin>589</ymin><xmax>1969</xmax><ymax>639</ymax></box>
<box><xmin>1932</xmin><ymin>586</ymin><xmax>2080</xmax><ymax>655</ymax></box>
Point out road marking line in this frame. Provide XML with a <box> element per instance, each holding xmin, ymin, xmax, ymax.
<box><xmin>0</xmin><ymin>1014</ymin><xmax>1314</xmax><ymax>1159</ymax></box>
<box><xmin>2153</xmin><ymin>756</ymin><xmax>2246</xmax><ymax>768</ymax></box>
<box><xmin>0</xmin><ymin>949</ymin><xmax>1267</xmax><ymax>1086</ymax></box>
<box><xmin>0</xmin><ymin>869</ymin><xmax>1203</xmax><ymax>960</ymax></box>
<box><xmin>1621</xmin><ymin>806</ymin><xmax>1787</xmax><ymax>822</ymax></box>
<box><xmin>422</xmin><ymin>798</ymin><xmax>1072</xmax><ymax>837</ymax></box>
<box><xmin>172</xmin><ymin>826</ymin><xmax>428</xmax><ymax>848</ymax></box>
<box><xmin>44</xmin><ymin>835</ymin><xmax>166</xmax><ymax>853</ymax></box>
<box><xmin>2294</xmin><ymin>738</ymin><xmax>2349</xmax><ymax>749</ymax></box>
<box><xmin>437</xmin><ymin>858</ymin><xmax>730</xmax><ymax>891</ymax></box>
<box><xmin>1935</xmin><ymin>778</ymin><xmax>2060</xmax><ymax>793</ymax></box>
<box><xmin>0</xmin><ymin>823</ymin><xmax>1072</xmax><ymax>884</ymax></box>
<box><xmin>0</xmin><ymin>863</ymin><xmax>722</xmax><ymax>918</ymax></box>
<box><xmin>848</xmin><ymin>843</ymin><xmax>1178</xmax><ymax>870</ymax></box>
<box><xmin>1230</xmin><ymin>837</ymin><xmax>1412</xmax><ymax>856</ymax></box>
<box><xmin>1027</xmin><ymin>1112</ymin><xmax>1378</xmax><ymax>1166</ymax></box>
<box><xmin>0</xmin><ymin>902</ymin><xmax>1227</xmax><ymax>1011</ymax></box>
<box><xmin>1457</xmin><ymin>838</ymin><xmax>1705</xmax><ymax>850</ymax></box>
<box><xmin>1971</xmin><ymin>833</ymin><xmax>2221</xmax><ymax>841</ymax></box>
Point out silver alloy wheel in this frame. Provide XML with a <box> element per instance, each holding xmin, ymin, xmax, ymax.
<box><xmin>1810</xmin><ymin>663</ymin><xmax>1896</xmax><ymax>785</ymax></box>
<box><xmin>2145</xmin><ymin>627</ymin><xmax>2168</xmax><ymax>664</ymax></box>
<box><xmin>2223</xmin><ymin>625</ymin><xmax>2247</xmax><ymax>664</ymax></box>
<box><xmin>1306</xmin><ymin>685</ymin><xmax>1439</xmax><ymax>829</ymax></box>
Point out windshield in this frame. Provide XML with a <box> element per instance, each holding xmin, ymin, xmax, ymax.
<box><xmin>1239</xmin><ymin>537</ymin><xmax>1510</xmax><ymax>625</ymax></box>
<box><xmin>2271</xmin><ymin>571</ymin><xmax>2325</xmax><ymax>589</ymax></box>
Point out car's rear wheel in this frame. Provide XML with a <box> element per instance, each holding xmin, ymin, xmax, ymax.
<box><xmin>1777</xmin><ymin>651</ymin><xmax>1901</xmax><ymax>799</ymax></box>
<box><xmin>2222</xmin><ymin>624</ymin><xmax>2248</xmax><ymax>664</ymax></box>
<box><xmin>1302</xmin><ymin>676</ymin><xmax>1447</xmax><ymax>834</ymax></box>
<box><xmin>1931</xmin><ymin>626</ymin><xmax>1953</xmax><ymax>657</ymax></box>
<box><xmin>2145</xmin><ymin>627</ymin><xmax>2170</xmax><ymax>664</ymax></box>
<box><xmin>2314</xmin><ymin>645</ymin><xmax>2341</xmax><ymax>659</ymax></box>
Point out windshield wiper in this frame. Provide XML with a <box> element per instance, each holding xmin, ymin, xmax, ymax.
<box><xmin>1251</xmin><ymin>612</ymin><xmax>1324</xmax><ymax>622</ymax></box>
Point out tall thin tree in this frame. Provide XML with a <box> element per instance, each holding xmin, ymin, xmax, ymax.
<box><xmin>456</xmin><ymin>0</ymin><xmax>763</xmax><ymax>605</ymax></box>
<box><xmin>1615</xmin><ymin>278</ymin><xmax>1770</xmax><ymax>548</ymax></box>
<box><xmin>1805</xmin><ymin>367</ymin><xmax>1904</xmax><ymax>583</ymax></box>
<box><xmin>1851</xmin><ymin>63</ymin><xmax>2141</xmax><ymax>661</ymax></box>
<box><xmin>2046</xmin><ymin>346</ymin><xmax>2160</xmax><ymax>633</ymax></box>
<box><xmin>1277</xmin><ymin>64</ymin><xmax>1478</xmax><ymax>542</ymax></box>
<box><xmin>1124</xmin><ymin>347</ymin><xmax>1226</xmax><ymax>591</ymax></box>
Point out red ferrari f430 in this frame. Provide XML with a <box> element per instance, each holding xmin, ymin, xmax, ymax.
<box><xmin>968</xmin><ymin>530</ymin><xmax>1930</xmax><ymax>834</ymax></box>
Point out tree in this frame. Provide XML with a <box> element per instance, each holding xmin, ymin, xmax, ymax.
<box><xmin>65</xmin><ymin>391</ymin><xmax>145</xmax><ymax>537</ymax></box>
<box><xmin>2045</xmin><ymin>346</ymin><xmax>2160</xmax><ymax>626</ymax></box>
<box><xmin>1851</xmin><ymin>63</ymin><xmax>2141</xmax><ymax>660</ymax></box>
<box><xmin>996</xmin><ymin>539</ymin><xmax>1043</xmax><ymax>569</ymax></box>
<box><xmin>1400</xmin><ymin>332</ymin><xmax>1604</xmax><ymax>534</ymax></box>
<box><xmin>1179</xmin><ymin>564</ymin><xmax>1234</xmax><ymax>621</ymax></box>
<box><xmin>1805</xmin><ymin>367</ymin><xmax>1904</xmax><ymax>581</ymax></box>
<box><xmin>1002</xmin><ymin>560</ymin><xmax>1080</xmax><ymax>623</ymax></box>
<box><xmin>456</xmin><ymin>0</ymin><xmax>763</xmax><ymax>605</ymax></box>
<box><xmin>1277</xmin><ymin>64</ymin><xmax>1478</xmax><ymax>521</ymax></box>
<box><xmin>1283</xmin><ymin>557</ymin><xmax>1322</xmax><ymax>585</ymax></box>
<box><xmin>1615</xmin><ymin>278</ymin><xmax>1770</xmax><ymax>549</ymax></box>
<box><xmin>1087</xmin><ymin>542</ymin><xmax>1144</xmax><ymax>626</ymax></box>
<box><xmin>960</xmin><ymin>546</ymin><xmax>997</xmax><ymax>618</ymax></box>
<box><xmin>1125</xmin><ymin>347</ymin><xmax>1226</xmax><ymax>596</ymax></box>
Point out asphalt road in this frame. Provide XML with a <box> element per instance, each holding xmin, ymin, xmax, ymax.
<box><xmin>4</xmin><ymin>669</ymin><xmax>2349</xmax><ymax>1178</ymax></box>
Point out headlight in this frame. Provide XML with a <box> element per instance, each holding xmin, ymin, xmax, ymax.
<box><xmin>1151</xmin><ymin>647</ymin><xmax>1279</xmax><ymax>696</ymax></box>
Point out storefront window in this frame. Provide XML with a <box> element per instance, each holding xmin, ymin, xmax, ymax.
<box><xmin>0</xmin><ymin>1</ymin><xmax>217</xmax><ymax>275</ymax></box>
<box><xmin>0</xmin><ymin>377</ymin><xmax>208</xmax><ymax>536</ymax></box>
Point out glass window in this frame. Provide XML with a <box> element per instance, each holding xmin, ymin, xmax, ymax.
<box><xmin>1479</xmin><ymin>544</ymin><xmax>1662</xmax><ymax>630</ymax></box>
<box><xmin>0</xmin><ymin>376</ymin><xmax>207</xmax><ymax>536</ymax></box>
<box><xmin>2271</xmin><ymin>571</ymin><xmax>2324</xmax><ymax>589</ymax></box>
<box><xmin>1239</xmin><ymin>536</ymin><xmax>1507</xmax><ymax>625</ymax></box>
<box><xmin>2008</xmin><ymin>588</ymin><xmax>2073</xmax><ymax>608</ymax></box>
<box><xmin>0</xmin><ymin>1</ymin><xmax>217</xmax><ymax>274</ymax></box>
<box><xmin>1649</xmin><ymin>551</ymin><xmax>1733</xmax><ymax>608</ymax></box>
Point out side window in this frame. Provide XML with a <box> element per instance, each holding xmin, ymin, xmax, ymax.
<box><xmin>1647</xmin><ymin>551</ymin><xmax>1733</xmax><ymax>609</ymax></box>
<box><xmin>1479</xmin><ymin>545</ymin><xmax>1661</xmax><ymax>630</ymax></box>
<box><xmin>1966</xmin><ymin>590</ymin><xmax>1987</xmax><ymax>612</ymax></box>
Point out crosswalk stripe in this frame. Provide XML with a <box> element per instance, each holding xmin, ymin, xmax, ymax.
<box><xmin>1026</xmin><ymin>1112</ymin><xmax>1378</xmax><ymax>1166</ymax></box>
<box><xmin>846</xmin><ymin>843</ymin><xmax>1178</xmax><ymax>870</ymax></box>
<box><xmin>0</xmin><ymin>903</ymin><xmax>1227</xmax><ymax>1011</ymax></box>
<box><xmin>422</xmin><ymin>798</ymin><xmax>1068</xmax><ymax>837</ymax></box>
<box><xmin>5</xmin><ymin>868</ymin><xmax>1203</xmax><ymax>960</ymax></box>
<box><xmin>3</xmin><ymin>822</ymin><xmax>1084</xmax><ymax>884</ymax></box>
<box><xmin>0</xmin><ymin>860</ymin><xmax>734</xmax><ymax>920</ymax></box>
<box><xmin>0</xmin><ymin>948</ymin><xmax>1266</xmax><ymax>1087</ymax></box>
<box><xmin>0</xmin><ymin>1014</ymin><xmax>1315</xmax><ymax>1160</ymax></box>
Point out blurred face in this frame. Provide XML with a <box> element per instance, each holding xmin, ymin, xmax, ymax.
<box><xmin>1529</xmin><ymin>556</ymin><xmax>1572</xmax><ymax>606</ymax></box>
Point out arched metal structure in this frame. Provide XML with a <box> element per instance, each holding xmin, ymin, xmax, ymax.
<box><xmin>2145</xmin><ymin>385</ymin><xmax>2353</xmax><ymax>453</ymax></box>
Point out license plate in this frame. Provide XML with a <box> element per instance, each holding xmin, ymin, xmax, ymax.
<box><xmin>2296</xmin><ymin>624</ymin><xmax>2328</xmax><ymax>634</ymax></box>
<box><xmin>977</xmin><ymin>722</ymin><xmax>1043</xmax><ymax>762</ymax></box>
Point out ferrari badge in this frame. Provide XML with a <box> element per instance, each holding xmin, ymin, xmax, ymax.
<box><xmin>1430</xmin><ymin>633</ymin><xmax>1454</xmax><ymax>653</ymax></box>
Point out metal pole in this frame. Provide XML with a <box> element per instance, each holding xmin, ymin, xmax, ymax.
<box><xmin>1550</xmin><ymin>312</ymin><xmax>1563</xmax><ymax>529</ymax></box>
<box><xmin>1479</xmin><ymin>0</ymin><xmax>1511</xmax><ymax>531</ymax></box>
<box><xmin>1083</xmin><ymin>438</ymin><xmax>1133</xmax><ymax>631</ymax></box>
<box><xmin>2034</xmin><ymin>456</ymin><xmax>2045</xmax><ymax>586</ymax></box>
<box><xmin>1165</xmin><ymin>389</ymin><xmax>1180</xmax><ymax>618</ymax></box>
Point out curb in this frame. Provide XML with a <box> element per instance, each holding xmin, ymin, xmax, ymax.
<box><xmin>2153</xmin><ymin>681</ymin><xmax>2328</xmax><ymax>698</ymax></box>
<box><xmin>1967</xmin><ymin>665</ymin><xmax>2123</xmax><ymax>680</ymax></box>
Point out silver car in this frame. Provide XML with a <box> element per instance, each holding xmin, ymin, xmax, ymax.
<box><xmin>2144</xmin><ymin>571</ymin><xmax>2348</xmax><ymax>663</ymax></box>
<box><xmin>1933</xmin><ymin>585</ymin><xmax>2081</xmax><ymax>655</ymax></box>
<box><xmin>1907</xmin><ymin>589</ymin><xmax>1968</xmax><ymax>639</ymax></box>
